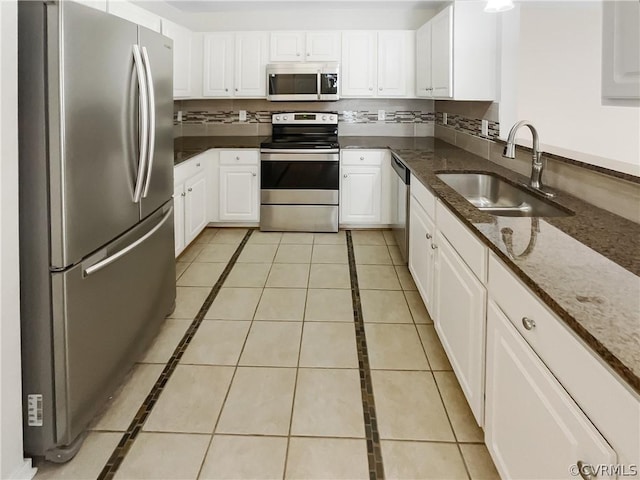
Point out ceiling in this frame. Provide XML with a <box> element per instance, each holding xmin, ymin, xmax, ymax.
<box><xmin>163</xmin><ymin>0</ymin><xmax>442</xmax><ymax>13</ymax></box>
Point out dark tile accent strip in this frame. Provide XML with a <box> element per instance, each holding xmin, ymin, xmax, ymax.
<box><xmin>97</xmin><ymin>229</ymin><xmax>254</xmax><ymax>480</ymax></box>
<box><xmin>346</xmin><ymin>231</ymin><xmax>385</xmax><ymax>480</ymax></box>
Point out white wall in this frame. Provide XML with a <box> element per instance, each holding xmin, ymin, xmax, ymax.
<box><xmin>499</xmin><ymin>1</ymin><xmax>640</xmax><ymax>176</ymax></box>
<box><xmin>0</xmin><ymin>1</ymin><xmax>34</xmax><ymax>478</ymax></box>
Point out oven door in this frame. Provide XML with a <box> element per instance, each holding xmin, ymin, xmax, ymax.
<box><xmin>260</xmin><ymin>152</ymin><xmax>339</xmax><ymax>205</ymax></box>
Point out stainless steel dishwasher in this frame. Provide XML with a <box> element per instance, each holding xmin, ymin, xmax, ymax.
<box><xmin>390</xmin><ymin>153</ymin><xmax>410</xmax><ymax>263</ymax></box>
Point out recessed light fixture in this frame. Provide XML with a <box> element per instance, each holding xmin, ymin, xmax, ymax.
<box><xmin>484</xmin><ymin>0</ymin><xmax>514</xmax><ymax>13</ymax></box>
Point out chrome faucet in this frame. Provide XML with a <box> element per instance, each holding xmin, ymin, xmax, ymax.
<box><xmin>503</xmin><ymin>120</ymin><xmax>554</xmax><ymax>198</ymax></box>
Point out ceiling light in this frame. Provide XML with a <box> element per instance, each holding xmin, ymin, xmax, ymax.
<box><xmin>484</xmin><ymin>0</ymin><xmax>514</xmax><ymax>13</ymax></box>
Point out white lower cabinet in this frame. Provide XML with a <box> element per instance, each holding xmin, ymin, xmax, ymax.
<box><xmin>433</xmin><ymin>230</ymin><xmax>486</xmax><ymax>425</ymax></box>
<box><xmin>173</xmin><ymin>153</ymin><xmax>209</xmax><ymax>257</ymax></box>
<box><xmin>485</xmin><ymin>300</ymin><xmax>617</xmax><ymax>480</ymax></box>
<box><xmin>183</xmin><ymin>172</ymin><xmax>207</xmax><ymax>243</ymax></box>
<box><xmin>173</xmin><ymin>183</ymin><xmax>185</xmax><ymax>256</ymax></box>
<box><xmin>340</xmin><ymin>166</ymin><xmax>381</xmax><ymax>224</ymax></box>
<box><xmin>408</xmin><ymin>195</ymin><xmax>436</xmax><ymax>314</ymax></box>
<box><xmin>218</xmin><ymin>150</ymin><xmax>259</xmax><ymax>223</ymax></box>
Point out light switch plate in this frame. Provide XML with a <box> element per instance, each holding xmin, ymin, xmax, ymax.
<box><xmin>176</xmin><ymin>110</ymin><xmax>183</xmax><ymax>122</ymax></box>
<box><xmin>443</xmin><ymin>113</ymin><xmax>448</xmax><ymax>125</ymax></box>
<box><xmin>378</xmin><ymin>109</ymin><xmax>386</xmax><ymax>121</ymax></box>
<box><xmin>239</xmin><ymin>110</ymin><xmax>247</xmax><ymax>122</ymax></box>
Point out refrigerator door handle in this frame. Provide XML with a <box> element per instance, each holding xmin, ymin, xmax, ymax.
<box><xmin>132</xmin><ymin>44</ymin><xmax>149</xmax><ymax>204</ymax></box>
<box><xmin>83</xmin><ymin>206</ymin><xmax>172</xmax><ymax>277</ymax></box>
<box><xmin>141</xmin><ymin>46</ymin><xmax>156</xmax><ymax>198</ymax></box>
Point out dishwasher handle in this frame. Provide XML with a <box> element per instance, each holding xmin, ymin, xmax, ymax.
<box><xmin>391</xmin><ymin>154</ymin><xmax>410</xmax><ymax>185</ymax></box>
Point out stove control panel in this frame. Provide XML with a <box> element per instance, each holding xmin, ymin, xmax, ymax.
<box><xmin>272</xmin><ymin>112</ymin><xmax>338</xmax><ymax>125</ymax></box>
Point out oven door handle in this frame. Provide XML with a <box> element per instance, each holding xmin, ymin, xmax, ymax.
<box><xmin>260</xmin><ymin>148</ymin><xmax>340</xmax><ymax>155</ymax></box>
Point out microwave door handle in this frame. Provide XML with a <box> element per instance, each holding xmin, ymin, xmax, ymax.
<box><xmin>317</xmin><ymin>70</ymin><xmax>321</xmax><ymax>100</ymax></box>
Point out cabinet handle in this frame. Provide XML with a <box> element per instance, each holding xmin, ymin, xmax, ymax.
<box><xmin>235</xmin><ymin>88</ymin><xmax>238</xmax><ymax>91</ymax></box>
<box><xmin>369</xmin><ymin>87</ymin><xmax>373</xmax><ymax>91</ymax></box>
<box><xmin>252</xmin><ymin>172</ymin><xmax>257</xmax><ymax>177</ymax></box>
<box><xmin>360</xmin><ymin>156</ymin><xmax>364</xmax><ymax>160</ymax></box>
<box><xmin>196</xmin><ymin>163</ymin><xmax>201</xmax><ymax>167</ymax></box>
<box><xmin>576</xmin><ymin>461</ymin><xmax>595</xmax><ymax>480</ymax></box>
<box><xmin>187</xmin><ymin>187</ymin><xmax>193</xmax><ymax>192</ymax></box>
<box><xmin>306</xmin><ymin>52</ymin><xmax>310</xmax><ymax>56</ymax></box>
<box><xmin>522</xmin><ymin>317</ymin><xmax>536</xmax><ymax>330</ymax></box>
<box><xmin>225</xmin><ymin>88</ymin><xmax>228</xmax><ymax>92</ymax></box>
<box><xmin>296</xmin><ymin>52</ymin><xmax>300</xmax><ymax>56</ymax></box>
<box><xmin>236</xmin><ymin>156</ymin><xmax>240</xmax><ymax>160</ymax></box>
<box><xmin>379</xmin><ymin>87</ymin><xmax>383</xmax><ymax>91</ymax></box>
<box><xmin>343</xmin><ymin>174</ymin><xmax>348</xmax><ymax>178</ymax></box>
<box><xmin>181</xmin><ymin>192</ymin><xmax>186</xmax><ymax>197</ymax></box>
<box><xmin>431</xmin><ymin>243</ymin><xmax>437</xmax><ymax>250</ymax></box>
<box><xmin>426</xmin><ymin>233</ymin><xmax>432</xmax><ymax>239</ymax></box>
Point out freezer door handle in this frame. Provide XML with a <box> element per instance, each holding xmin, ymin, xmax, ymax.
<box><xmin>141</xmin><ymin>46</ymin><xmax>156</xmax><ymax>199</ymax></box>
<box><xmin>83</xmin><ymin>207</ymin><xmax>173</xmax><ymax>277</ymax></box>
<box><xmin>132</xmin><ymin>45</ymin><xmax>149</xmax><ymax>204</ymax></box>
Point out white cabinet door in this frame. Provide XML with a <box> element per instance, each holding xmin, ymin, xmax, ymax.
<box><xmin>184</xmin><ymin>172</ymin><xmax>207</xmax><ymax>245</ymax></box>
<box><xmin>219</xmin><ymin>166</ymin><xmax>259</xmax><ymax>222</ymax></box>
<box><xmin>408</xmin><ymin>196</ymin><xmax>436</xmax><ymax>316</ymax></box>
<box><xmin>306</xmin><ymin>32</ymin><xmax>341</xmax><ymax>61</ymax></box>
<box><xmin>415</xmin><ymin>21</ymin><xmax>432</xmax><ymax>98</ymax></box>
<box><xmin>431</xmin><ymin>5</ymin><xmax>453</xmax><ymax>98</ymax></box>
<box><xmin>340</xmin><ymin>166</ymin><xmax>382</xmax><ymax>224</ymax></box>
<box><xmin>434</xmin><ymin>230</ymin><xmax>486</xmax><ymax>425</ymax></box>
<box><xmin>203</xmin><ymin>33</ymin><xmax>234</xmax><ymax>97</ymax></box>
<box><xmin>341</xmin><ymin>31</ymin><xmax>377</xmax><ymax>97</ymax></box>
<box><xmin>107</xmin><ymin>0</ymin><xmax>161</xmax><ymax>32</ymax></box>
<box><xmin>270</xmin><ymin>32</ymin><xmax>305</xmax><ymax>61</ymax></box>
<box><xmin>377</xmin><ymin>31</ymin><xmax>407</xmax><ymax>97</ymax></box>
<box><xmin>485</xmin><ymin>301</ymin><xmax>617</xmax><ymax>480</ymax></box>
<box><xmin>162</xmin><ymin>20</ymin><xmax>193</xmax><ymax>98</ymax></box>
<box><xmin>235</xmin><ymin>32</ymin><xmax>268</xmax><ymax>97</ymax></box>
<box><xmin>173</xmin><ymin>183</ymin><xmax>185</xmax><ymax>257</ymax></box>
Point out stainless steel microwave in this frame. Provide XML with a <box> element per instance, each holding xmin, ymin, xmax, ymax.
<box><xmin>266</xmin><ymin>63</ymin><xmax>339</xmax><ymax>101</ymax></box>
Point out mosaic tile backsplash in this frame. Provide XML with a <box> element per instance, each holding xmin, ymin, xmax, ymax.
<box><xmin>435</xmin><ymin>112</ymin><xmax>500</xmax><ymax>139</ymax></box>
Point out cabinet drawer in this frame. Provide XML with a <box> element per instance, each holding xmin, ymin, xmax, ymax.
<box><xmin>174</xmin><ymin>155</ymin><xmax>206</xmax><ymax>185</ymax></box>
<box><xmin>341</xmin><ymin>150</ymin><xmax>384</xmax><ymax>166</ymax></box>
<box><xmin>410</xmin><ymin>174</ymin><xmax>435</xmax><ymax>219</ymax></box>
<box><xmin>436</xmin><ymin>200</ymin><xmax>486</xmax><ymax>282</ymax></box>
<box><xmin>488</xmin><ymin>252</ymin><xmax>640</xmax><ymax>466</ymax></box>
<box><xmin>220</xmin><ymin>149</ymin><xmax>259</xmax><ymax>165</ymax></box>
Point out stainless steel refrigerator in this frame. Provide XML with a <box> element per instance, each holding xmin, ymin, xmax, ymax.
<box><xmin>18</xmin><ymin>1</ymin><xmax>175</xmax><ymax>461</ymax></box>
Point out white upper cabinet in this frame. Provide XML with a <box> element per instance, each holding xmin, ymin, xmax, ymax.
<box><xmin>161</xmin><ymin>20</ymin><xmax>193</xmax><ymax>98</ymax></box>
<box><xmin>602</xmin><ymin>1</ymin><xmax>640</xmax><ymax>99</ymax></box>
<box><xmin>203</xmin><ymin>32</ymin><xmax>268</xmax><ymax>98</ymax></box>
<box><xmin>107</xmin><ymin>0</ymin><xmax>161</xmax><ymax>32</ymax></box>
<box><xmin>235</xmin><ymin>32</ymin><xmax>269</xmax><ymax>97</ymax></box>
<box><xmin>430</xmin><ymin>5</ymin><xmax>453</xmax><ymax>98</ymax></box>
<box><xmin>342</xmin><ymin>31</ymin><xmax>414</xmax><ymax>98</ymax></box>
<box><xmin>70</xmin><ymin>0</ymin><xmax>107</xmax><ymax>12</ymax></box>
<box><xmin>417</xmin><ymin>2</ymin><xmax>497</xmax><ymax>100</ymax></box>
<box><xmin>415</xmin><ymin>21</ymin><xmax>432</xmax><ymax>97</ymax></box>
<box><xmin>270</xmin><ymin>31</ymin><xmax>340</xmax><ymax>62</ymax></box>
<box><xmin>203</xmin><ymin>33</ymin><xmax>235</xmax><ymax>97</ymax></box>
<box><xmin>341</xmin><ymin>31</ymin><xmax>377</xmax><ymax>97</ymax></box>
<box><xmin>378</xmin><ymin>31</ymin><xmax>413</xmax><ymax>97</ymax></box>
<box><xmin>270</xmin><ymin>32</ymin><xmax>305</xmax><ymax>61</ymax></box>
<box><xmin>305</xmin><ymin>32</ymin><xmax>341</xmax><ymax>61</ymax></box>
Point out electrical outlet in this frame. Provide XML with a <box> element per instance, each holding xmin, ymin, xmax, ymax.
<box><xmin>378</xmin><ymin>109</ymin><xmax>386</xmax><ymax>121</ymax></box>
<box><xmin>176</xmin><ymin>110</ymin><xmax>183</xmax><ymax>122</ymax></box>
<box><xmin>481</xmin><ymin>119</ymin><xmax>489</xmax><ymax>137</ymax></box>
<box><xmin>239</xmin><ymin>110</ymin><xmax>247</xmax><ymax>122</ymax></box>
<box><xmin>443</xmin><ymin>113</ymin><xmax>448</xmax><ymax>125</ymax></box>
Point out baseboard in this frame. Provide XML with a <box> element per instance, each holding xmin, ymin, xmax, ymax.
<box><xmin>7</xmin><ymin>459</ymin><xmax>36</xmax><ymax>480</ymax></box>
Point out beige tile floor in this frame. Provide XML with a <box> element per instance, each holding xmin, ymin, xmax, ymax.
<box><xmin>35</xmin><ymin>228</ymin><xmax>499</xmax><ymax>480</ymax></box>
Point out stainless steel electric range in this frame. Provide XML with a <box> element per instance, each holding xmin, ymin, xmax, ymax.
<box><xmin>260</xmin><ymin>112</ymin><xmax>339</xmax><ymax>232</ymax></box>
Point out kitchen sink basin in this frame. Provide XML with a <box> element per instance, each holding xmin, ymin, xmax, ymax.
<box><xmin>436</xmin><ymin>173</ymin><xmax>572</xmax><ymax>217</ymax></box>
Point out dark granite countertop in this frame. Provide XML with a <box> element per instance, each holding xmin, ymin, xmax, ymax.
<box><xmin>172</xmin><ymin>134</ymin><xmax>640</xmax><ymax>392</ymax></box>
<box><xmin>378</xmin><ymin>137</ymin><xmax>639</xmax><ymax>394</ymax></box>
<box><xmin>174</xmin><ymin>136</ymin><xmax>265</xmax><ymax>165</ymax></box>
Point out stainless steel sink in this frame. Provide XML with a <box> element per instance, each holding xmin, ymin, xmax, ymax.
<box><xmin>436</xmin><ymin>173</ymin><xmax>572</xmax><ymax>217</ymax></box>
